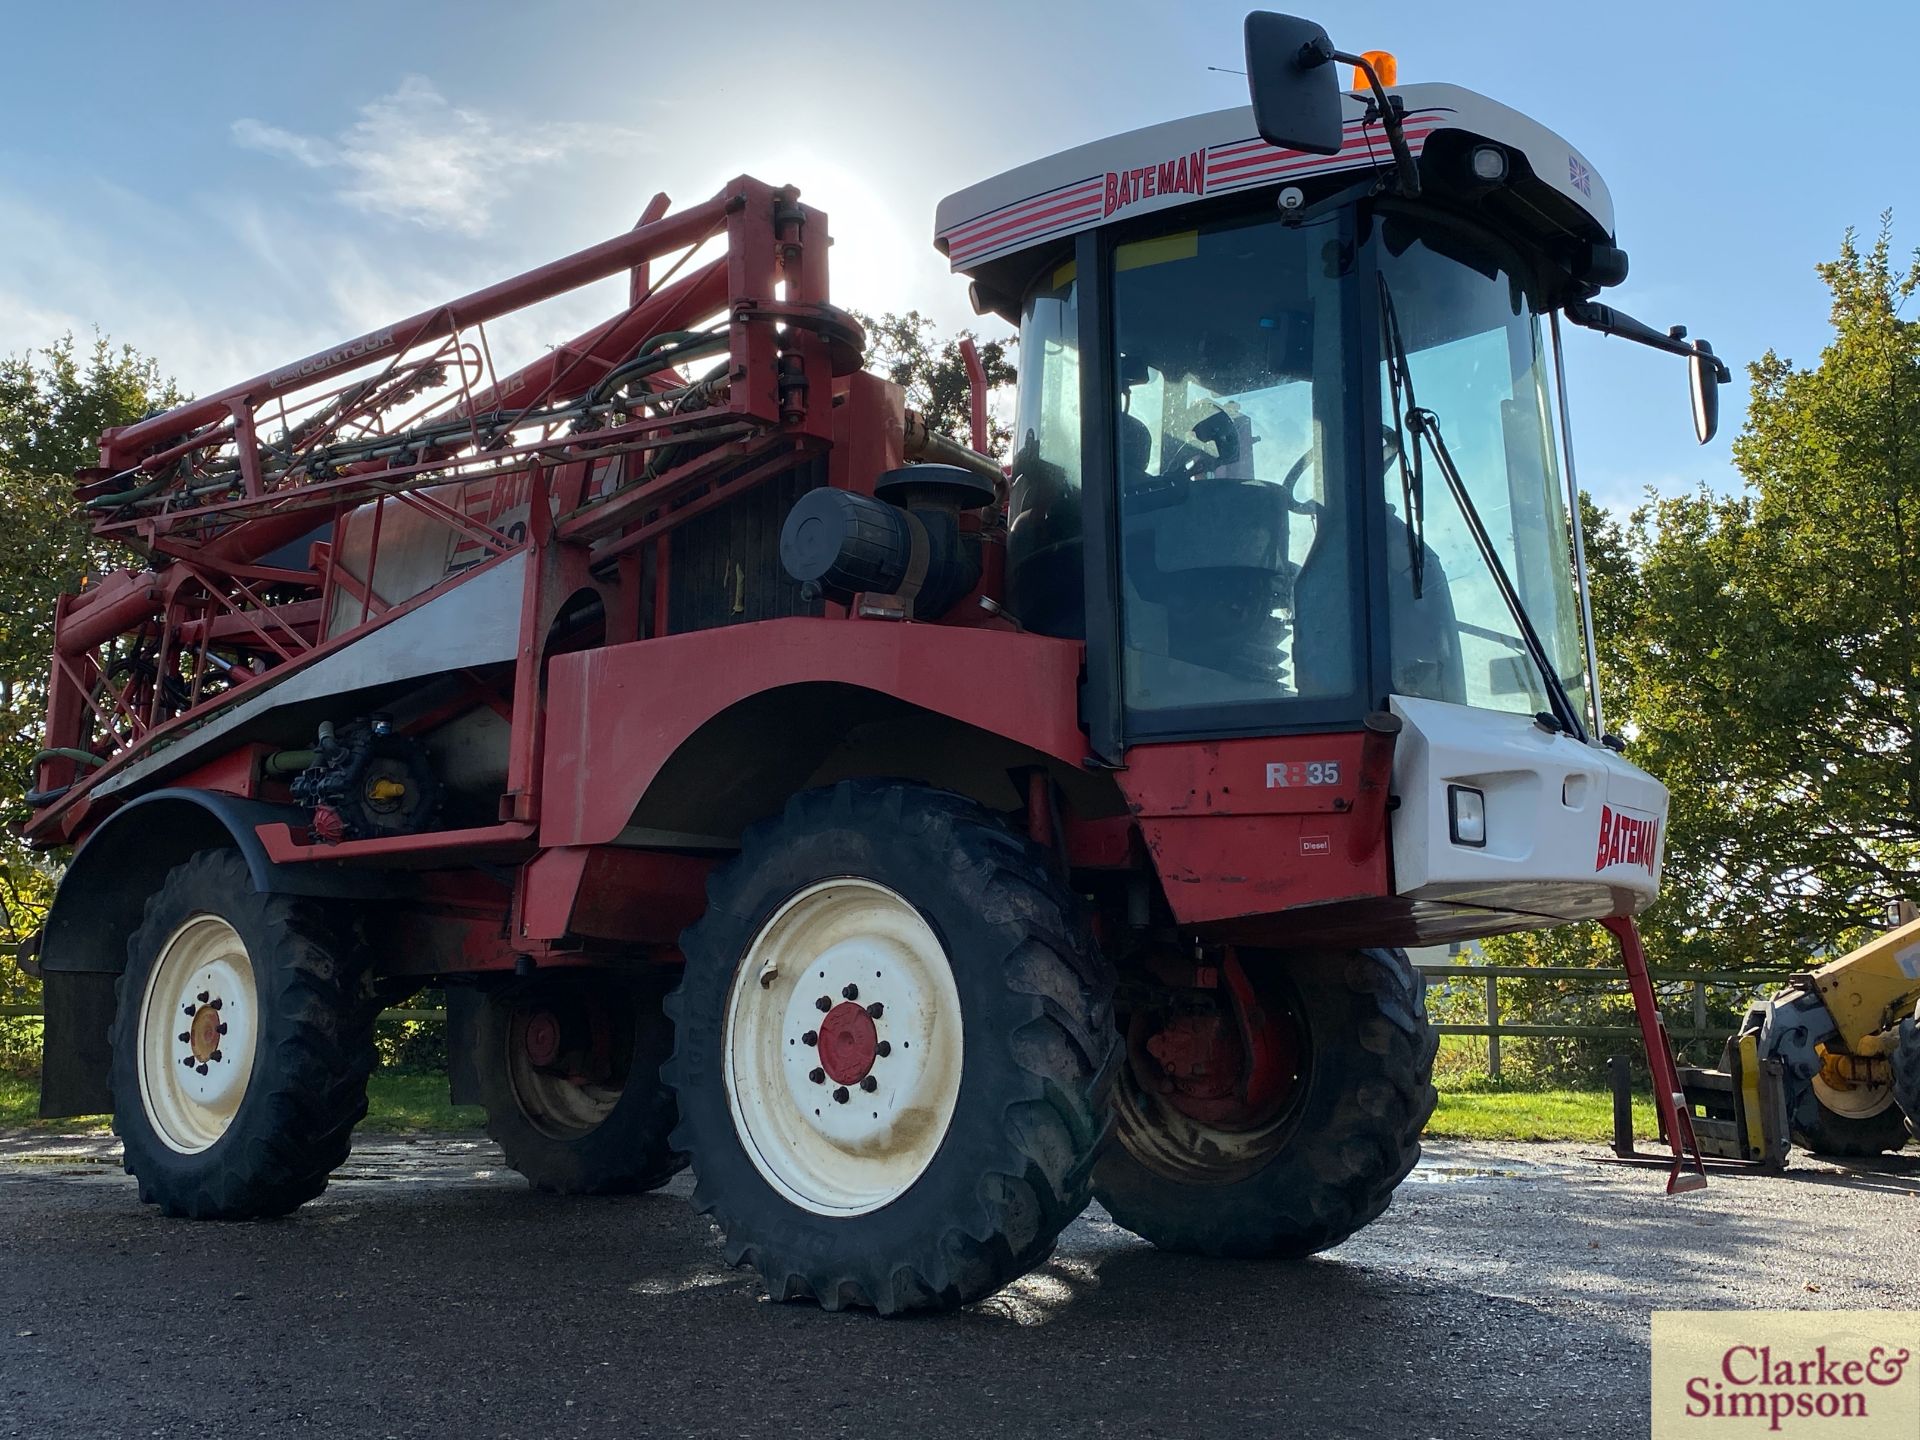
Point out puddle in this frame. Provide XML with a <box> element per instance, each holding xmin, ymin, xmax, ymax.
<box><xmin>2</xmin><ymin>1152</ymin><xmax>116</xmax><ymax>1168</ymax></box>
<box><xmin>1404</xmin><ymin>1164</ymin><xmax>1531</xmax><ymax>1184</ymax></box>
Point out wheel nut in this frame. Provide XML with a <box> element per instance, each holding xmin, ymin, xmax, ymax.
<box><xmin>860</xmin><ymin>1076</ymin><xmax>877</xmax><ymax>1093</ymax></box>
<box><xmin>802</xmin><ymin>1030</ymin><xmax>818</xmax><ymax>1046</ymax></box>
<box><xmin>832</xmin><ymin>1086</ymin><xmax>850</xmax><ymax>1104</ymax></box>
<box><xmin>209</xmin><ymin>1050</ymin><xmax>222</xmax><ymax>1063</ymax></box>
<box><xmin>866</xmin><ymin>1002</ymin><xmax>884</xmax><ymax>1019</ymax></box>
<box><xmin>178</xmin><ymin>1032</ymin><xmax>191</xmax><ymax>1044</ymax></box>
<box><xmin>876</xmin><ymin>1041</ymin><xmax>891</xmax><ymax>1058</ymax></box>
<box><xmin>808</xmin><ymin>1068</ymin><xmax>826</xmax><ymax>1084</ymax></box>
<box><xmin>197</xmin><ymin>992</ymin><xmax>209</xmax><ymax>1003</ymax></box>
<box><xmin>841</xmin><ymin>984</ymin><xmax>859</xmax><ymax>1001</ymax></box>
<box><xmin>815</xmin><ymin>995</ymin><xmax>832</xmax><ymax>1012</ymax></box>
<box><xmin>209</xmin><ymin>998</ymin><xmax>222</xmax><ymax>1011</ymax></box>
<box><xmin>195</xmin><ymin>1063</ymin><xmax>209</xmax><ymax>1076</ymax></box>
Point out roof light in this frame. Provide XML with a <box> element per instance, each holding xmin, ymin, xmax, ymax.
<box><xmin>1470</xmin><ymin>145</ymin><xmax>1508</xmax><ymax>182</ymax></box>
<box><xmin>1352</xmin><ymin>50</ymin><xmax>1398</xmax><ymax>89</ymax></box>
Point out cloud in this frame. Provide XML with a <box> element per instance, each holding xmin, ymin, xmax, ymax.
<box><xmin>232</xmin><ymin>76</ymin><xmax>644</xmax><ymax>237</ymax></box>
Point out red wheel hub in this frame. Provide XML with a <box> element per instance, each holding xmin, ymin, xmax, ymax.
<box><xmin>1131</xmin><ymin>950</ymin><xmax>1300</xmax><ymax>1129</ymax></box>
<box><xmin>522</xmin><ymin>1010</ymin><xmax>563</xmax><ymax>1068</ymax></box>
<box><xmin>816</xmin><ymin>1001</ymin><xmax>878</xmax><ymax>1085</ymax></box>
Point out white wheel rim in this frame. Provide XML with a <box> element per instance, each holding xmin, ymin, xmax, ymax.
<box><xmin>1812</xmin><ymin>1070</ymin><xmax>1895</xmax><ymax>1121</ymax></box>
<box><xmin>723</xmin><ymin>878</ymin><xmax>963</xmax><ymax>1216</ymax></box>
<box><xmin>136</xmin><ymin>914</ymin><xmax>260</xmax><ymax>1154</ymax></box>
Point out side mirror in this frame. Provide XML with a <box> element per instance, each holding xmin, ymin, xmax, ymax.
<box><xmin>1689</xmin><ymin>340</ymin><xmax>1722</xmax><ymax>445</ymax></box>
<box><xmin>1243</xmin><ymin>12</ymin><xmax>1344</xmax><ymax>156</ymax></box>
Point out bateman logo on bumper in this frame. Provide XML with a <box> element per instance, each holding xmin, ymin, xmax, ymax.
<box><xmin>1595</xmin><ymin>803</ymin><xmax>1660</xmax><ymax>876</ymax></box>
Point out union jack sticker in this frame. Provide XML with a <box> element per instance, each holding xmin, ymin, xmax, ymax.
<box><xmin>1568</xmin><ymin>155</ymin><xmax>1592</xmax><ymax>196</ymax></box>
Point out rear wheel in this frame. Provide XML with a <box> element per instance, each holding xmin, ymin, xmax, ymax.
<box><xmin>1789</xmin><ymin>1046</ymin><xmax>1908</xmax><ymax>1156</ymax></box>
<box><xmin>472</xmin><ymin>974</ymin><xmax>682</xmax><ymax>1194</ymax></box>
<box><xmin>110</xmin><ymin>850</ymin><xmax>375</xmax><ymax>1219</ymax></box>
<box><xmin>667</xmin><ymin>780</ymin><xmax>1115</xmax><ymax>1315</ymax></box>
<box><xmin>1094</xmin><ymin>947</ymin><xmax>1435</xmax><ymax>1258</ymax></box>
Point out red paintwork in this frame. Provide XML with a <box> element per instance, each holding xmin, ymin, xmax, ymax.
<box><xmin>257</xmin><ymin>820</ymin><xmax>536</xmax><ymax>866</ymax></box>
<box><xmin>816</xmin><ymin>1002</ymin><xmax>878</xmax><ymax>1086</ymax></box>
<box><xmin>1062</xmin><ymin>815</ymin><xmax>1136</xmax><ymax>869</ymax></box>
<box><xmin>1118</xmin><ymin>733</ymin><xmax>1390</xmax><ymax>925</ymax></box>
<box><xmin>1603</xmin><ymin>915</ymin><xmax>1708</xmax><ymax>1193</ymax></box>
<box><xmin>172</xmin><ymin>743</ymin><xmax>273</xmax><ymax>799</ymax></box>
<box><xmin>517</xmin><ymin>847</ymin><xmax>712</xmax><ymax>945</ymax></box>
<box><xmin>1221</xmin><ymin>947</ymin><xmax>1291</xmax><ymax>1120</ymax></box>
<box><xmin>538</xmin><ymin>618</ymin><xmax>1088</xmax><ymax>848</ymax></box>
<box><xmin>958</xmin><ymin>337</ymin><xmax>990</xmax><ymax>456</ymax></box>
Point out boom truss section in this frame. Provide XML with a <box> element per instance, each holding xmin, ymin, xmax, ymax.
<box><xmin>28</xmin><ymin>178</ymin><xmax>864</xmax><ymax>845</ymax></box>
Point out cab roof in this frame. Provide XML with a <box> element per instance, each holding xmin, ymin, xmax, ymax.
<box><xmin>934</xmin><ymin>82</ymin><xmax>1613</xmax><ymax>278</ymax></box>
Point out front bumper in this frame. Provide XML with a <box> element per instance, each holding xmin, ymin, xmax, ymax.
<box><xmin>1388</xmin><ymin>695</ymin><xmax>1669</xmax><ymax>922</ymax></box>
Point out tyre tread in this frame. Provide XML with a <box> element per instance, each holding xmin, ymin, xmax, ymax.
<box><xmin>667</xmin><ymin>778</ymin><xmax>1116</xmax><ymax>1315</ymax></box>
<box><xmin>110</xmin><ymin>850</ymin><xmax>374</xmax><ymax>1220</ymax></box>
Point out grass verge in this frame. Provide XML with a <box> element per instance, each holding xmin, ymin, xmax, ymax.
<box><xmin>0</xmin><ymin>1072</ymin><xmax>483</xmax><ymax>1133</ymax></box>
<box><xmin>1427</xmin><ymin>1085</ymin><xmax>1654</xmax><ymax>1143</ymax></box>
<box><xmin>2</xmin><ymin>1071</ymin><xmax>1649</xmax><ymax>1144</ymax></box>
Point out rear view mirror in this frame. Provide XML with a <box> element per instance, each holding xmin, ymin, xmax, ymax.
<box><xmin>1689</xmin><ymin>340</ymin><xmax>1721</xmax><ymax>445</ymax></box>
<box><xmin>1244</xmin><ymin>12</ymin><xmax>1344</xmax><ymax>156</ymax></box>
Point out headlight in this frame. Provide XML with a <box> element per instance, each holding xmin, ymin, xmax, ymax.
<box><xmin>1447</xmin><ymin>785</ymin><xmax>1487</xmax><ymax>848</ymax></box>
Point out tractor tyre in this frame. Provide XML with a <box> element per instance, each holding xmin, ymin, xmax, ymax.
<box><xmin>472</xmin><ymin>974</ymin><xmax>683</xmax><ymax>1194</ymax></box>
<box><xmin>666</xmin><ymin>779</ymin><xmax>1116</xmax><ymax>1315</ymax></box>
<box><xmin>1895</xmin><ymin>1002</ymin><xmax>1920</xmax><ymax>1143</ymax></box>
<box><xmin>1094</xmin><ymin>947</ymin><xmax>1436</xmax><ymax>1258</ymax></box>
<box><xmin>109</xmin><ymin>850</ymin><xmax>376</xmax><ymax>1219</ymax></box>
<box><xmin>1787</xmin><ymin>1065</ymin><xmax>1909</xmax><ymax>1157</ymax></box>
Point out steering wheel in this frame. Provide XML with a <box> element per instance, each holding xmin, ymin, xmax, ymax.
<box><xmin>1278</xmin><ymin>426</ymin><xmax>1407</xmax><ymax>514</ymax></box>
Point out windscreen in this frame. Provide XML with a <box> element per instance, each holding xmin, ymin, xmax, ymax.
<box><xmin>1375</xmin><ymin>215</ymin><xmax>1589</xmax><ymax>723</ymax></box>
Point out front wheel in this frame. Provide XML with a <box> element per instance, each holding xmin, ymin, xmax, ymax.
<box><xmin>1094</xmin><ymin>947</ymin><xmax>1436</xmax><ymax>1258</ymax></box>
<box><xmin>666</xmin><ymin>780</ymin><xmax>1116</xmax><ymax>1315</ymax></box>
<box><xmin>1788</xmin><ymin>1049</ymin><xmax>1908</xmax><ymax>1157</ymax></box>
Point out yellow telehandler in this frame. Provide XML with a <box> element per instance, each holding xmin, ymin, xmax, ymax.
<box><xmin>1633</xmin><ymin>915</ymin><xmax>1920</xmax><ymax>1167</ymax></box>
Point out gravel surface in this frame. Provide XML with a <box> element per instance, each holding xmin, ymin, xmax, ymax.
<box><xmin>1</xmin><ymin>1131</ymin><xmax>1915</xmax><ymax>1438</ymax></box>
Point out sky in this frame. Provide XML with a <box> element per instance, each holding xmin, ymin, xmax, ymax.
<box><xmin>1</xmin><ymin>0</ymin><xmax>1915</xmax><ymax>515</ymax></box>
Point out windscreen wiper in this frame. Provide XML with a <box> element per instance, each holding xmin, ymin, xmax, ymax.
<box><xmin>1377</xmin><ymin>277</ymin><xmax>1586</xmax><ymax>740</ymax></box>
<box><xmin>1404</xmin><ymin>405</ymin><xmax>1587</xmax><ymax>741</ymax></box>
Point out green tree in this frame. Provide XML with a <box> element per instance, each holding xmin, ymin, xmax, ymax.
<box><xmin>852</xmin><ymin>310</ymin><xmax>1017</xmax><ymax>460</ymax></box>
<box><xmin>1619</xmin><ymin>218</ymin><xmax>1920</xmax><ymax>968</ymax></box>
<box><xmin>0</xmin><ymin>334</ymin><xmax>178</xmax><ymax>1067</ymax></box>
<box><xmin>1458</xmin><ymin>220</ymin><xmax>1920</xmax><ymax>1085</ymax></box>
<box><xmin>0</xmin><ymin>334</ymin><xmax>181</xmax><ymax>839</ymax></box>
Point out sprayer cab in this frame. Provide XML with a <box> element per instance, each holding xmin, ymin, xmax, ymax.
<box><xmin>933</xmin><ymin>13</ymin><xmax>1712</xmax><ymax>939</ymax></box>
